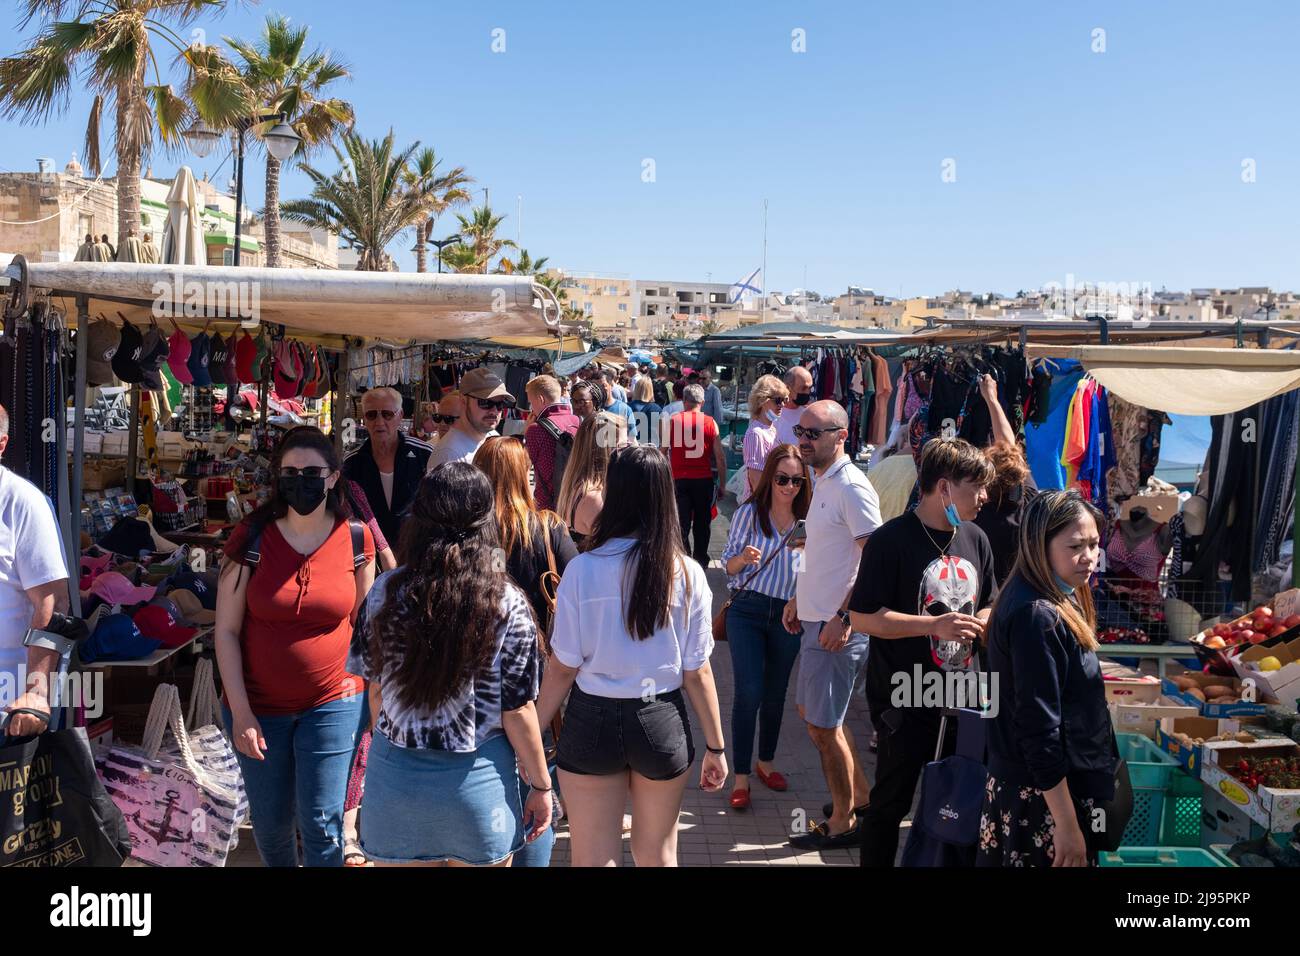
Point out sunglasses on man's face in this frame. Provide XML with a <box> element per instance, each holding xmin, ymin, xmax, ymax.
<box><xmin>364</xmin><ymin>409</ymin><xmax>397</xmax><ymax>421</ymax></box>
<box><xmin>280</xmin><ymin>466</ymin><xmax>331</xmax><ymax>479</ymax></box>
<box><xmin>430</xmin><ymin>414</ymin><xmax>459</xmax><ymax>425</ymax></box>
<box><xmin>773</xmin><ymin>473</ymin><xmax>806</xmax><ymax>488</ymax></box>
<box><xmin>474</xmin><ymin>398</ymin><xmax>511</xmax><ymax>412</ymax></box>
<box><xmin>793</xmin><ymin>424</ymin><xmax>838</xmax><ymax>440</ymax></box>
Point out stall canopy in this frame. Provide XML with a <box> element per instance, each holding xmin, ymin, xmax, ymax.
<box><xmin>2</xmin><ymin>260</ymin><xmax>561</xmax><ymax>342</ymax></box>
<box><xmin>1028</xmin><ymin>345</ymin><xmax>1300</xmax><ymax>416</ymax></box>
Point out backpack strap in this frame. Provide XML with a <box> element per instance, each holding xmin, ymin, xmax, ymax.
<box><xmin>348</xmin><ymin>518</ymin><xmax>367</xmax><ymax>569</ymax></box>
<box><xmin>245</xmin><ymin>528</ymin><xmax>263</xmax><ymax>572</ymax></box>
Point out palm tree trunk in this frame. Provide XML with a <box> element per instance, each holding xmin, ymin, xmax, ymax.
<box><xmin>264</xmin><ymin>155</ymin><xmax>282</xmax><ymax>268</ymax></box>
<box><xmin>114</xmin><ymin>72</ymin><xmax>143</xmax><ymax>242</ymax></box>
<box><xmin>414</xmin><ymin>220</ymin><xmax>428</xmax><ymax>273</ymax></box>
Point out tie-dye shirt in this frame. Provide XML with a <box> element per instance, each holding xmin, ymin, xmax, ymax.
<box><xmin>348</xmin><ymin>571</ymin><xmax>540</xmax><ymax>752</ymax></box>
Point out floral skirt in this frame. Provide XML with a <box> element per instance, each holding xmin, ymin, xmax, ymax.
<box><xmin>975</xmin><ymin>774</ymin><xmax>1098</xmax><ymax>867</ymax></box>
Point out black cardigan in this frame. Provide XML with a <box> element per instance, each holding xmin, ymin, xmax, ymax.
<box><xmin>985</xmin><ymin>574</ymin><xmax>1118</xmax><ymax>801</ymax></box>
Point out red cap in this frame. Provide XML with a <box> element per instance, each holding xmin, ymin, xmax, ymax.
<box><xmin>235</xmin><ymin>332</ymin><xmax>256</xmax><ymax>384</ymax></box>
<box><xmin>132</xmin><ymin>603</ymin><xmax>198</xmax><ymax>648</ymax></box>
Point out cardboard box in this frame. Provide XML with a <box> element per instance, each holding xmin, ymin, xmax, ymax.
<box><xmin>1161</xmin><ymin>672</ymin><xmax>1268</xmax><ymax>718</ymax></box>
<box><xmin>1155</xmin><ymin>716</ymin><xmax>1242</xmax><ymax>777</ymax></box>
<box><xmin>80</xmin><ymin>459</ymin><xmax>126</xmax><ymax>491</ymax></box>
<box><xmin>1232</xmin><ymin>637</ymin><xmax>1300</xmax><ymax>707</ymax></box>
<box><xmin>1104</xmin><ymin>675</ymin><xmax>1162</xmax><ymax>705</ymax></box>
<box><xmin>1112</xmin><ymin>698</ymin><xmax>1199</xmax><ymax>740</ymax></box>
<box><xmin>1200</xmin><ymin>740</ymin><xmax>1300</xmax><ymax>832</ymax></box>
<box><xmin>1200</xmin><ymin>783</ymin><xmax>1266</xmax><ymax>849</ymax></box>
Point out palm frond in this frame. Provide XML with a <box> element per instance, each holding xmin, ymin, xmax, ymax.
<box><xmin>82</xmin><ymin>92</ymin><xmax>102</xmax><ymax>175</ymax></box>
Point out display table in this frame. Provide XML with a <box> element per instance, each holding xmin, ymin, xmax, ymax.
<box><xmin>1097</xmin><ymin>642</ymin><xmax>1200</xmax><ymax>671</ymax></box>
<box><xmin>83</xmin><ymin>629</ymin><xmax>209</xmax><ymax>674</ymax></box>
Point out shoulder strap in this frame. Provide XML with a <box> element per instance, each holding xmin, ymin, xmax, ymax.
<box><xmin>539</xmin><ymin>414</ymin><xmax>564</xmax><ymax>441</ymax></box>
<box><xmin>245</xmin><ymin>528</ymin><xmax>263</xmax><ymax>571</ymax></box>
<box><xmin>348</xmin><ymin>518</ymin><xmax>366</xmax><ymax>568</ymax></box>
<box><xmin>731</xmin><ymin>514</ymin><xmax>799</xmax><ymax>594</ymax></box>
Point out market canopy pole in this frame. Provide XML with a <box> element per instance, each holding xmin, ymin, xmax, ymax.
<box><xmin>68</xmin><ymin>295</ymin><xmax>89</xmax><ymax>618</ymax></box>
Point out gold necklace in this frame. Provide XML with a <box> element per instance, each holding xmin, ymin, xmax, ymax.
<box><xmin>915</xmin><ymin>511</ymin><xmax>955</xmax><ymax>557</ymax></box>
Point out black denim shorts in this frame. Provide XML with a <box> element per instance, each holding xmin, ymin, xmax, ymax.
<box><xmin>556</xmin><ymin>685</ymin><xmax>695</xmax><ymax>781</ymax></box>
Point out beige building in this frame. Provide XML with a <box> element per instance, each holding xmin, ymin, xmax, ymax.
<box><xmin>0</xmin><ymin>156</ymin><xmax>337</xmax><ymax>269</ymax></box>
<box><xmin>551</xmin><ymin>271</ymin><xmax>744</xmax><ymax>344</ymax></box>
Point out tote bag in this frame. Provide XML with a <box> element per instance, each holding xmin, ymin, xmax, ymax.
<box><xmin>97</xmin><ymin>683</ymin><xmax>246</xmax><ymax>866</ymax></box>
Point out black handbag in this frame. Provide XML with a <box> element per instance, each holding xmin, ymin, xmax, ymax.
<box><xmin>1092</xmin><ymin>756</ymin><xmax>1134</xmax><ymax>853</ymax></box>
<box><xmin>1</xmin><ymin>708</ymin><xmax>131</xmax><ymax>867</ymax></box>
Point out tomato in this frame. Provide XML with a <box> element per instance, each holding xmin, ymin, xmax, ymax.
<box><xmin>1285</xmin><ymin>614</ymin><xmax>1300</xmax><ymax>629</ymax></box>
<box><xmin>1255</xmin><ymin>606</ymin><xmax>1274</xmax><ymax>619</ymax></box>
<box><xmin>1249</xmin><ymin>631</ymin><xmax>1271</xmax><ymax>644</ymax></box>
<box><xmin>1235</xmin><ymin>630</ymin><xmax>1255</xmax><ymax>644</ymax></box>
<box><xmin>1270</xmin><ymin>624</ymin><xmax>1288</xmax><ymax>638</ymax></box>
<box><xmin>1213</xmin><ymin>623</ymin><xmax>1232</xmax><ymax>637</ymax></box>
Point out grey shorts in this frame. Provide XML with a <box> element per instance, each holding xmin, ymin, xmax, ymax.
<box><xmin>795</xmin><ymin>620</ymin><xmax>870</xmax><ymax>729</ymax></box>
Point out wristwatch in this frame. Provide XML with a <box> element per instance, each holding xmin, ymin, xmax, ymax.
<box><xmin>837</xmin><ymin>610</ymin><xmax>852</xmax><ymax>629</ymax></box>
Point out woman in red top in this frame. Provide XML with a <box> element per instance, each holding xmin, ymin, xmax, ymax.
<box><xmin>215</xmin><ymin>426</ymin><xmax>375</xmax><ymax>867</ymax></box>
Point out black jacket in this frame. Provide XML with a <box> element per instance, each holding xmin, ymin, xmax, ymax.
<box><xmin>342</xmin><ymin>432</ymin><xmax>432</xmax><ymax>551</ymax></box>
<box><xmin>985</xmin><ymin>574</ymin><xmax>1118</xmax><ymax>801</ymax></box>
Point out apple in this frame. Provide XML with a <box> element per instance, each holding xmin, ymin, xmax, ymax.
<box><xmin>1214</xmin><ymin>623</ymin><xmax>1232</xmax><ymax>638</ymax></box>
<box><xmin>1249</xmin><ymin>631</ymin><xmax>1271</xmax><ymax>644</ymax></box>
<box><xmin>1284</xmin><ymin>614</ymin><xmax>1300</xmax><ymax>629</ymax></box>
<box><xmin>1269</xmin><ymin>624</ymin><xmax>1288</xmax><ymax>639</ymax></box>
<box><xmin>1205</xmin><ymin>636</ymin><xmax>1227</xmax><ymax>650</ymax></box>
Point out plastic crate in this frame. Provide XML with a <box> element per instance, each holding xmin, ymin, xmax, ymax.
<box><xmin>1100</xmin><ymin>847</ymin><xmax>1230</xmax><ymax>867</ymax></box>
<box><xmin>1116</xmin><ymin>733</ymin><xmax>1185</xmax><ymax>846</ymax></box>
<box><xmin>1157</xmin><ymin>770</ymin><xmax>1203</xmax><ymax>847</ymax></box>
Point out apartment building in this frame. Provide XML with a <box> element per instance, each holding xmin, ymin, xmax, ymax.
<box><xmin>549</xmin><ymin>271</ymin><xmax>743</xmax><ymax>343</ymax></box>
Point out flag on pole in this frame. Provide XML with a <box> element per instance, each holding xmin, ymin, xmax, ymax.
<box><xmin>729</xmin><ymin>268</ymin><xmax>762</xmax><ymax>304</ymax></box>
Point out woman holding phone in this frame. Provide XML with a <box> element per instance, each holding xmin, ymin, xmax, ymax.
<box><xmin>718</xmin><ymin>444</ymin><xmax>810</xmax><ymax>810</ymax></box>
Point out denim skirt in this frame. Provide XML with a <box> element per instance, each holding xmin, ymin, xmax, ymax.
<box><xmin>360</xmin><ymin>731</ymin><xmax>524</xmax><ymax>865</ymax></box>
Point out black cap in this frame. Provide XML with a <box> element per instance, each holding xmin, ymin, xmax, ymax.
<box><xmin>110</xmin><ymin>320</ymin><xmax>145</xmax><ymax>384</ymax></box>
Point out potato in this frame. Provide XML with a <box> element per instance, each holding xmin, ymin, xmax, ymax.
<box><xmin>1204</xmin><ymin>685</ymin><xmax>1234</xmax><ymax>699</ymax></box>
<box><xmin>1186</xmin><ymin>688</ymin><xmax>1206</xmax><ymax>701</ymax></box>
<box><xmin>1173</xmin><ymin>676</ymin><xmax>1198</xmax><ymax>691</ymax></box>
<box><xmin>1235</xmin><ymin>732</ymin><xmax>1257</xmax><ymax>742</ymax></box>
<box><xmin>1210</xmin><ymin>695</ymin><xmax>1237</xmax><ymax>704</ymax></box>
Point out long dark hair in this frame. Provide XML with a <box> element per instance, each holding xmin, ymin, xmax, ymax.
<box><xmin>225</xmin><ymin>426</ymin><xmax>350</xmax><ymax>568</ymax></box>
<box><xmin>750</xmin><ymin>443</ymin><xmax>811</xmax><ymax>536</ymax></box>
<box><xmin>585</xmin><ymin>445</ymin><xmax>687</xmax><ymax>640</ymax></box>
<box><xmin>375</xmin><ymin>462</ymin><xmax>507</xmax><ymax>711</ymax></box>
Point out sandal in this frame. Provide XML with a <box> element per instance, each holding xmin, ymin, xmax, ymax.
<box><xmin>343</xmin><ymin>840</ymin><xmax>371</xmax><ymax>867</ymax></box>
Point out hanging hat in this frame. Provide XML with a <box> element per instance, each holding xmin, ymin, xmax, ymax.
<box><xmin>85</xmin><ymin>319</ymin><xmax>121</xmax><ymax>386</ymax></box>
<box><xmin>293</xmin><ymin>342</ymin><xmax>311</xmax><ymax>398</ymax></box>
<box><xmin>252</xmin><ymin>333</ymin><xmax>271</xmax><ymax>383</ymax></box>
<box><xmin>235</xmin><ymin>332</ymin><xmax>257</xmax><ymax>384</ymax></box>
<box><xmin>302</xmin><ymin>346</ymin><xmax>322</xmax><ymax>399</ymax></box>
<box><xmin>110</xmin><ymin>319</ymin><xmax>146</xmax><ymax>384</ymax></box>
<box><xmin>223</xmin><ymin>333</ymin><xmax>240</xmax><ymax>385</ymax></box>
<box><xmin>166</xmin><ymin>326</ymin><xmax>193</xmax><ymax>384</ymax></box>
<box><xmin>187</xmin><ymin>331</ymin><xmax>212</xmax><ymax>387</ymax></box>
<box><xmin>138</xmin><ymin>325</ymin><xmax>170</xmax><ymax>392</ymax></box>
<box><xmin>208</xmin><ymin>332</ymin><xmax>228</xmax><ymax>386</ymax></box>
<box><xmin>272</xmin><ymin>340</ymin><xmax>303</xmax><ymax>399</ymax></box>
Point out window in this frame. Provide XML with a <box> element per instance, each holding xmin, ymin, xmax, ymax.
<box><xmin>223</xmin><ymin>248</ymin><xmax>234</xmax><ymax>266</ymax></box>
<box><xmin>584</xmin><ymin>303</ymin><xmax>593</xmax><ymax>316</ymax></box>
<box><xmin>709</xmin><ymin>292</ymin><xmax>728</xmax><ymax>304</ymax></box>
<box><xmin>618</xmin><ymin>303</ymin><xmax>628</xmax><ymax>312</ymax></box>
<box><xmin>606</xmin><ymin>285</ymin><xmax>618</xmax><ymax>294</ymax></box>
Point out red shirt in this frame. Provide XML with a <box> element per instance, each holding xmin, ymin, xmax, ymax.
<box><xmin>224</xmin><ymin>518</ymin><xmax>374</xmax><ymax>715</ymax></box>
<box><xmin>524</xmin><ymin>404</ymin><xmax>581</xmax><ymax>511</ymax></box>
<box><xmin>668</xmin><ymin>410</ymin><xmax>718</xmax><ymax>480</ymax></box>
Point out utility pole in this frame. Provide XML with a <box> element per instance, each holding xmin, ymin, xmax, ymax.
<box><xmin>760</xmin><ymin>199</ymin><xmax>768</xmax><ymax>324</ymax></box>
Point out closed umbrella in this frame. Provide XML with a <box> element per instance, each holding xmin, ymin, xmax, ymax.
<box><xmin>161</xmin><ymin>166</ymin><xmax>206</xmax><ymax>266</ymax></box>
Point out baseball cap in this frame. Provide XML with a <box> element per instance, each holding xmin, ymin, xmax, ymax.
<box><xmin>252</xmin><ymin>333</ymin><xmax>270</xmax><ymax>383</ymax></box>
<box><xmin>111</xmin><ymin>320</ymin><xmax>145</xmax><ymax>384</ymax></box>
<box><xmin>89</xmin><ymin>570</ymin><xmax>157</xmax><ymax>606</ymax></box>
<box><xmin>167</xmin><ymin>327</ymin><xmax>193</xmax><ymax>384</ymax></box>
<box><xmin>272</xmin><ymin>340</ymin><xmax>303</xmax><ymax>400</ymax></box>
<box><xmin>79</xmin><ymin>613</ymin><xmax>161</xmax><ymax>664</ymax></box>
<box><xmin>85</xmin><ymin>319</ymin><xmax>121</xmax><ymax>386</ymax></box>
<box><xmin>139</xmin><ymin>326</ymin><xmax>170</xmax><ymax>391</ymax></box>
<box><xmin>459</xmin><ymin>367</ymin><xmax>516</xmax><ymax>405</ymax></box>
<box><xmin>223</xmin><ymin>333</ymin><xmax>240</xmax><ymax>385</ymax></box>
<box><xmin>235</xmin><ymin>332</ymin><xmax>257</xmax><ymax>383</ymax></box>
<box><xmin>165</xmin><ymin>587</ymin><xmax>216</xmax><ymax>626</ymax></box>
<box><xmin>187</xmin><ymin>331</ymin><xmax>212</xmax><ymax>387</ymax></box>
<box><xmin>132</xmin><ymin>603</ymin><xmax>198</xmax><ymax>648</ymax></box>
<box><xmin>165</xmin><ymin>567</ymin><xmax>218</xmax><ymax>610</ymax></box>
<box><xmin>208</xmin><ymin>332</ymin><xmax>228</xmax><ymax>385</ymax></box>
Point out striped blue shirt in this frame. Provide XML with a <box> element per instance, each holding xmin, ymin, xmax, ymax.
<box><xmin>721</xmin><ymin>502</ymin><xmax>799</xmax><ymax>600</ymax></box>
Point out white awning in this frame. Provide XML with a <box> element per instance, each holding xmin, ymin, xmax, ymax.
<box><xmin>2</xmin><ymin>260</ymin><xmax>560</xmax><ymax>342</ymax></box>
<box><xmin>1027</xmin><ymin>345</ymin><xmax>1300</xmax><ymax>415</ymax></box>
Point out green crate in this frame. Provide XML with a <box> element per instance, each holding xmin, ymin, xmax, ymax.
<box><xmin>1158</xmin><ymin>771</ymin><xmax>1203</xmax><ymax>847</ymax></box>
<box><xmin>1101</xmin><ymin>847</ymin><xmax>1230</xmax><ymax>867</ymax></box>
<box><xmin>1117</xmin><ymin>733</ymin><xmax>1185</xmax><ymax>846</ymax></box>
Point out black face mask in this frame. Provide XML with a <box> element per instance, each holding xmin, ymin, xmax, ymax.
<box><xmin>793</xmin><ymin>392</ymin><xmax>812</xmax><ymax>407</ymax></box>
<box><xmin>278</xmin><ymin>475</ymin><xmax>328</xmax><ymax>516</ymax></box>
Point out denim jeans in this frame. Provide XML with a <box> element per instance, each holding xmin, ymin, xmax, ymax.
<box><xmin>725</xmin><ymin>590</ymin><xmax>800</xmax><ymax>774</ymax></box>
<box><xmin>223</xmin><ymin>693</ymin><xmax>365</xmax><ymax>867</ymax></box>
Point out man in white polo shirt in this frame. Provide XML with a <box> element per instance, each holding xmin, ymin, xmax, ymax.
<box><xmin>781</xmin><ymin>399</ymin><xmax>881</xmax><ymax>850</ymax></box>
<box><xmin>0</xmin><ymin>404</ymin><xmax>70</xmax><ymax>737</ymax></box>
<box><xmin>773</xmin><ymin>365</ymin><xmax>814</xmax><ymax>446</ymax></box>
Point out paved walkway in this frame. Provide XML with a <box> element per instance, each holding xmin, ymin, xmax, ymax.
<box><xmin>230</xmin><ymin>491</ymin><xmax>889</xmax><ymax>867</ymax></box>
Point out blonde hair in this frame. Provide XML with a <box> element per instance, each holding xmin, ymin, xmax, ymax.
<box><xmin>633</xmin><ymin>375</ymin><xmax>655</xmax><ymax>403</ymax></box>
<box><xmin>994</xmin><ymin>489</ymin><xmax>1101</xmax><ymax>651</ymax></box>
<box><xmin>748</xmin><ymin>374</ymin><xmax>789</xmax><ymax>418</ymax></box>
<box><xmin>556</xmin><ymin>411</ymin><xmax>624</xmax><ymax>525</ymax></box>
<box><xmin>526</xmin><ymin>375</ymin><xmax>562</xmax><ymax>404</ymax></box>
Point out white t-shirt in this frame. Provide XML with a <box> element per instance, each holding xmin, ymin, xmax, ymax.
<box><xmin>425</xmin><ymin>427</ymin><xmax>496</xmax><ymax>473</ymax></box>
<box><xmin>379</xmin><ymin>471</ymin><xmax>394</xmax><ymax>509</ymax></box>
<box><xmin>0</xmin><ymin>467</ymin><xmax>69</xmax><ymax>688</ymax></box>
<box><xmin>550</xmin><ymin>537</ymin><xmax>713</xmax><ymax>698</ymax></box>
<box><xmin>774</xmin><ymin>405</ymin><xmax>804</xmax><ymax>447</ymax></box>
<box><xmin>796</xmin><ymin>455</ymin><xmax>882</xmax><ymax>623</ymax></box>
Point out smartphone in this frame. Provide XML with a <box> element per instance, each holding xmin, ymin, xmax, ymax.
<box><xmin>787</xmin><ymin>519</ymin><xmax>808</xmax><ymax>547</ymax></box>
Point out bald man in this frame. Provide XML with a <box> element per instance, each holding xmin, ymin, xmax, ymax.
<box><xmin>773</xmin><ymin>365</ymin><xmax>814</xmax><ymax>446</ymax></box>
<box><xmin>434</xmin><ymin>392</ymin><xmax>465</xmax><ymax>441</ymax></box>
<box><xmin>781</xmin><ymin>399</ymin><xmax>881</xmax><ymax>850</ymax></box>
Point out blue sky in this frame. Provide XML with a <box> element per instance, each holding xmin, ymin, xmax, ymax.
<box><xmin>2</xmin><ymin>0</ymin><xmax>1297</xmax><ymax>296</ymax></box>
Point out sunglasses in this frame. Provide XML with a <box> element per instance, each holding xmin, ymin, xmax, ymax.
<box><xmin>364</xmin><ymin>409</ymin><xmax>398</xmax><ymax>421</ymax></box>
<box><xmin>474</xmin><ymin>398</ymin><xmax>511</xmax><ymax>411</ymax></box>
<box><xmin>793</xmin><ymin>424</ymin><xmax>838</xmax><ymax>440</ymax></box>
<box><xmin>430</xmin><ymin>414</ymin><xmax>459</xmax><ymax>425</ymax></box>
<box><xmin>773</xmin><ymin>474</ymin><xmax>806</xmax><ymax>488</ymax></box>
<box><xmin>280</xmin><ymin>466</ymin><xmax>330</xmax><ymax>479</ymax></box>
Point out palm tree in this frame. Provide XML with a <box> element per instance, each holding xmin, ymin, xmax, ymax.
<box><xmin>444</xmin><ymin>204</ymin><xmax>515</xmax><ymax>274</ymax></box>
<box><xmin>280</xmin><ymin>130</ymin><xmax>436</xmax><ymax>272</ymax></box>
<box><xmin>402</xmin><ymin>147</ymin><xmax>472</xmax><ymax>273</ymax></box>
<box><xmin>495</xmin><ymin>248</ymin><xmax>547</xmax><ymax>276</ymax></box>
<box><xmin>0</xmin><ymin>0</ymin><xmax>241</xmax><ymax>241</ymax></box>
<box><xmin>215</xmin><ymin>14</ymin><xmax>354</xmax><ymax>267</ymax></box>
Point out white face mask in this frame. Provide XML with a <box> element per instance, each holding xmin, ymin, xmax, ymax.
<box><xmin>766</xmin><ymin>408</ymin><xmax>779</xmax><ymax>424</ymax></box>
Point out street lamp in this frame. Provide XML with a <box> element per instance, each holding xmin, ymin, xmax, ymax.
<box><xmin>430</xmin><ymin>233</ymin><xmax>462</xmax><ymax>274</ymax></box>
<box><xmin>184</xmin><ymin>112</ymin><xmax>300</xmax><ymax>266</ymax></box>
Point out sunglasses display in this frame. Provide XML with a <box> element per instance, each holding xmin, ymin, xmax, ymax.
<box><xmin>773</xmin><ymin>474</ymin><xmax>806</xmax><ymax>488</ymax></box>
<box><xmin>364</xmin><ymin>409</ymin><xmax>397</xmax><ymax>421</ymax></box>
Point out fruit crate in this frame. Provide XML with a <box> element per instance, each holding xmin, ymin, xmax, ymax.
<box><xmin>1116</xmin><ymin>733</ymin><xmax>1194</xmax><ymax>846</ymax></box>
<box><xmin>1100</xmin><ymin>847</ymin><xmax>1230</xmax><ymax>867</ymax></box>
<box><xmin>1157</xmin><ymin>769</ymin><xmax>1203</xmax><ymax>847</ymax></box>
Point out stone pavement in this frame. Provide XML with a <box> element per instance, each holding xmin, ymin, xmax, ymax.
<box><xmin>229</xmin><ymin>486</ymin><xmax>899</xmax><ymax>867</ymax></box>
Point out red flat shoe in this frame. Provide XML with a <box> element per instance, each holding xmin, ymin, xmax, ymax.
<box><xmin>729</xmin><ymin>788</ymin><xmax>751</xmax><ymax>811</ymax></box>
<box><xmin>755</xmin><ymin>766</ymin><xmax>788</xmax><ymax>792</ymax></box>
